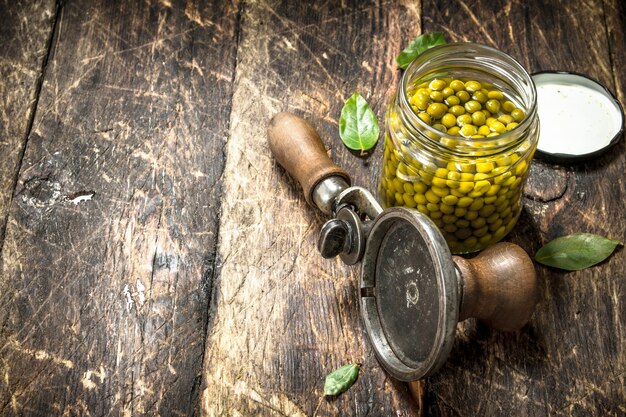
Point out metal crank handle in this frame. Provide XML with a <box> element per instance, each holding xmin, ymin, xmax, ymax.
<box><xmin>267</xmin><ymin>112</ymin><xmax>351</xmax><ymax>215</ymax></box>
<box><xmin>267</xmin><ymin>112</ymin><xmax>382</xmax><ymax>218</ymax></box>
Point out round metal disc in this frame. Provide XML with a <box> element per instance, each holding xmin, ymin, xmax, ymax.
<box><xmin>360</xmin><ymin>207</ymin><xmax>459</xmax><ymax>381</ymax></box>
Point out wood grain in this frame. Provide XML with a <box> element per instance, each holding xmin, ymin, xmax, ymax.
<box><xmin>422</xmin><ymin>0</ymin><xmax>626</xmax><ymax>415</ymax></box>
<box><xmin>0</xmin><ymin>1</ymin><xmax>238</xmax><ymax>415</ymax></box>
<box><xmin>200</xmin><ymin>1</ymin><xmax>423</xmax><ymax>415</ymax></box>
<box><xmin>0</xmin><ymin>1</ymin><xmax>56</xmax><ymax>246</ymax></box>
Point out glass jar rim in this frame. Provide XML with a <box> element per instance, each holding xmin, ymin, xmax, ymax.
<box><xmin>397</xmin><ymin>42</ymin><xmax>537</xmax><ymax>154</ymax></box>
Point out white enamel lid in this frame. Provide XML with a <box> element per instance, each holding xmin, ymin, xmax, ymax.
<box><xmin>532</xmin><ymin>72</ymin><xmax>624</xmax><ymax>163</ymax></box>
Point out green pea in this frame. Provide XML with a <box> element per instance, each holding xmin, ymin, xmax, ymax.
<box><xmin>479</xmin><ymin>204</ymin><xmax>496</xmax><ymax>217</ymax></box>
<box><xmin>486</xmin><ymin>212</ymin><xmax>500</xmax><ymax>224</ymax></box>
<box><xmin>476</xmin><ymin>162</ymin><xmax>494</xmax><ymax>173</ymax></box>
<box><xmin>430</xmin><ymin>91</ymin><xmax>444</xmax><ymax>102</ymax></box>
<box><xmin>442</xmin><ymin>87</ymin><xmax>455</xmax><ymax>98</ymax></box>
<box><xmin>456</xmin><ymin>90</ymin><xmax>470</xmax><ymax>103</ymax></box>
<box><xmin>484</xmin><ymin>196</ymin><xmax>498</xmax><ymax>204</ymax></box>
<box><xmin>441</xmin><ymin>204</ymin><xmax>455</xmax><ymax>215</ymax></box>
<box><xmin>441</xmin><ymin>113</ymin><xmax>457</xmax><ymax>128</ymax></box>
<box><xmin>487</xmin><ymin>90</ymin><xmax>504</xmax><ymax>100</ymax></box>
<box><xmin>429</xmin><ymin>79</ymin><xmax>448</xmax><ymax>91</ymax></box>
<box><xmin>464</xmin><ymin>80</ymin><xmax>482</xmax><ymax>93</ymax></box>
<box><xmin>473</xmin><ymin>225</ymin><xmax>489</xmax><ymax>237</ymax></box>
<box><xmin>498</xmin><ymin>114</ymin><xmax>514</xmax><ymax>125</ymax></box>
<box><xmin>454</xmin><ymin>207</ymin><xmax>467</xmax><ymax>217</ymax></box>
<box><xmin>442</xmin><ymin>195</ymin><xmax>458</xmax><ymax>205</ymax></box>
<box><xmin>418</xmin><ymin>112</ymin><xmax>432</xmax><ymax>125</ymax></box>
<box><xmin>473</xmin><ymin>180</ymin><xmax>491</xmax><ymax>194</ymax></box>
<box><xmin>465</xmin><ymin>210</ymin><xmax>479</xmax><ymax>220</ymax></box>
<box><xmin>394</xmin><ymin>192</ymin><xmax>403</xmax><ymax>205</ymax></box>
<box><xmin>493</xmin><ymin>225</ymin><xmax>507</xmax><ymax>240</ymax></box>
<box><xmin>460</xmin><ymin>124</ymin><xmax>477</xmax><ymax>137</ymax></box>
<box><xmin>456</xmin><ymin>219</ymin><xmax>470</xmax><ymax>228</ymax></box>
<box><xmin>427</xmin><ymin>202</ymin><xmax>439</xmax><ymax>212</ymax></box>
<box><xmin>455</xmin><ymin>228</ymin><xmax>472</xmax><ymax>240</ymax></box>
<box><xmin>502</xmin><ymin>100</ymin><xmax>516</xmax><ymax>113</ymax></box>
<box><xmin>417</xmin><ymin>204</ymin><xmax>429</xmax><ymax>214</ymax></box>
<box><xmin>431</xmin><ymin>177</ymin><xmax>447</xmax><ymax>188</ymax></box>
<box><xmin>471</xmin><ymin>217</ymin><xmax>486</xmax><ymax>228</ymax></box>
<box><xmin>449</xmin><ymin>105</ymin><xmax>466</xmax><ymax>116</ymax></box>
<box><xmin>489</xmin><ymin>218</ymin><xmax>504</xmax><ymax>231</ymax></box>
<box><xmin>450</xmin><ymin>80</ymin><xmax>465</xmax><ymax>91</ymax></box>
<box><xmin>403</xmin><ymin>182</ymin><xmax>414</xmax><ymax>195</ymax></box>
<box><xmin>447</xmin><ymin>126</ymin><xmax>461</xmax><ymax>136</ymax></box>
<box><xmin>414</xmin><ymin>193</ymin><xmax>428</xmax><ymax>205</ymax></box>
<box><xmin>485</xmin><ymin>99</ymin><xmax>501</xmax><ymax>113</ymax></box>
<box><xmin>430</xmin><ymin>210</ymin><xmax>443</xmax><ymax>219</ymax></box>
<box><xmin>403</xmin><ymin>194</ymin><xmax>417</xmax><ymax>207</ymax></box>
<box><xmin>427</xmin><ymin>103</ymin><xmax>448</xmax><ymax>119</ymax></box>
<box><xmin>469</xmin><ymin>198</ymin><xmax>484</xmax><ymax>211</ymax></box>
<box><xmin>445</xmin><ymin>95</ymin><xmax>461</xmax><ymax>106</ymax></box>
<box><xmin>457</xmin><ymin>197</ymin><xmax>473</xmax><ymax>207</ymax></box>
<box><xmin>458</xmin><ymin>182</ymin><xmax>475</xmax><ymax>194</ymax></box>
<box><xmin>471</xmin><ymin>111</ymin><xmax>486</xmax><ymax>126</ymax></box>
<box><xmin>479</xmin><ymin>233</ymin><xmax>493</xmax><ymax>245</ymax></box>
<box><xmin>425</xmin><ymin>189</ymin><xmax>441</xmax><ymax>204</ymax></box>
<box><xmin>464</xmin><ymin>100</ymin><xmax>482</xmax><ymax>113</ymax></box>
<box><xmin>478</xmin><ymin>125</ymin><xmax>491</xmax><ymax>136</ymax></box>
<box><xmin>444</xmin><ymin>224</ymin><xmax>458</xmax><ymax>233</ymax></box>
<box><xmin>414</xmin><ymin>181</ymin><xmax>428</xmax><ymax>194</ymax></box>
<box><xmin>511</xmin><ymin>108</ymin><xmax>525</xmax><ymax>122</ymax></box>
<box><xmin>472</xmin><ymin>91</ymin><xmax>488</xmax><ymax>104</ymax></box>
<box><xmin>463</xmin><ymin>236</ymin><xmax>478</xmax><ymax>247</ymax></box>
<box><xmin>431</xmin><ymin>186</ymin><xmax>450</xmax><ymax>198</ymax></box>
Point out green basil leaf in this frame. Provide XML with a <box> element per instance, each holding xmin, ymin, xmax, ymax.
<box><xmin>396</xmin><ymin>32</ymin><xmax>447</xmax><ymax>69</ymax></box>
<box><xmin>323</xmin><ymin>363</ymin><xmax>359</xmax><ymax>396</ymax></box>
<box><xmin>339</xmin><ymin>92</ymin><xmax>380</xmax><ymax>152</ymax></box>
<box><xmin>535</xmin><ymin>233</ymin><xmax>622</xmax><ymax>271</ymax></box>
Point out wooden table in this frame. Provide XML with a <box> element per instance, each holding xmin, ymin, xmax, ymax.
<box><xmin>1</xmin><ymin>1</ymin><xmax>624</xmax><ymax>416</ymax></box>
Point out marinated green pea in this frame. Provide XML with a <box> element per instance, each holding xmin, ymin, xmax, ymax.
<box><xmin>441</xmin><ymin>113</ymin><xmax>457</xmax><ymax>128</ymax></box>
<box><xmin>506</xmin><ymin>122</ymin><xmax>519</xmax><ymax>131</ymax></box>
<box><xmin>473</xmin><ymin>225</ymin><xmax>489</xmax><ymax>237</ymax></box>
<box><xmin>431</xmin><ymin>186</ymin><xmax>450</xmax><ymax>198</ymax></box>
<box><xmin>456</xmin><ymin>114</ymin><xmax>472</xmax><ymax>126</ymax></box>
<box><xmin>431</xmin><ymin>177</ymin><xmax>447</xmax><ymax>188</ymax></box>
<box><xmin>426</xmin><ymin>202</ymin><xmax>439</xmax><ymax>212</ymax></box>
<box><xmin>458</xmin><ymin>181</ymin><xmax>475</xmax><ymax>194</ymax></box>
<box><xmin>454</xmin><ymin>207</ymin><xmax>467</xmax><ymax>217</ymax></box>
<box><xmin>394</xmin><ymin>193</ymin><xmax>403</xmax><ymax>205</ymax></box>
<box><xmin>432</xmin><ymin>123</ymin><xmax>447</xmax><ymax>133</ymax></box>
<box><xmin>471</xmin><ymin>217</ymin><xmax>486</xmax><ymax>228</ymax></box>
<box><xmin>414</xmin><ymin>181</ymin><xmax>428</xmax><ymax>194</ymax></box>
<box><xmin>469</xmin><ymin>198</ymin><xmax>484</xmax><ymax>211</ymax></box>
<box><xmin>474</xmin><ymin>180</ymin><xmax>491</xmax><ymax>194</ymax></box>
<box><xmin>430</xmin><ymin>211</ymin><xmax>443</xmax><ymax>219</ymax></box>
<box><xmin>502</xmin><ymin>100</ymin><xmax>516</xmax><ymax>113</ymax></box>
<box><xmin>449</xmin><ymin>105</ymin><xmax>466</xmax><ymax>116</ymax></box>
<box><xmin>498</xmin><ymin>114</ymin><xmax>514</xmax><ymax>125</ymax></box>
<box><xmin>403</xmin><ymin>194</ymin><xmax>417</xmax><ymax>207</ymax></box>
<box><xmin>514</xmin><ymin>160</ymin><xmax>528</xmax><ymax>176</ymax></box>
<box><xmin>488</xmin><ymin>120</ymin><xmax>506</xmax><ymax>133</ymax></box>
<box><xmin>445</xmin><ymin>95</ymin><xmax>461</xmax><ymax>106</ymax></box>
<box><xmin>450</xmin><ymin>79</ymin><xmax>465</xmax><ymax>91</ymax></box>
<box><xmin>485</xmin><ymin>99</ymin><xmax>501</xmax><ymax>113</ymax></box>
<box><xmin>429</xmin><ymin>79</ymin><xmax>448</xmax><ymax>91</ymax></box>
<box><xmin>460</xmin><ymin>124</ymin><xmax>478</xmax><ymax>137</ymax></box>
<box><xmin>456</xmin><ymin>90</ymin><xmax>470</xmax><ymax>103</ymax></box>
<box><xmin>472</xmin><ymin>91</ymin><xmax>488</xmax><ymax>104</ymax></box>
<box><xmin>476</xmin><ymin>162</ymin><xmax>494</xmax><ymax>173</ymax></box>
<box><xmin>465</xmin><ymin>210</ymin><xmax>479</xmax><ymax>220</ymax></box>
<box><xmin>464</xmin><ymin>80</ymin><xmax>482</xmax><ymax>93</ymax></box>
<box><xmin>471</xmin><ymin>111</ymin><xmax>486</xmax><ymax>126</ymax></box>
<box><xmin>479</xmin><ymin>204</ymin><xmax>496</xmax><ymax>217</ymax></box>
<box><xmin>430</xmin><ymin>91</ymin><xmax>444</xmax><ymax>102</ymax></box>
<box><xmin>463</xmin><ymin>236</ymin><xmax>478</xmax><ymax>247</ymax></box>
<box><xmin>487</xmin><ymin>90</ymin><xmax>504</xmax><ymax>100</ymax></box>
<box><xmin>479</xmin><ymin>233</ymin><xmax>493</xmax><ymax>245</ymax></box>
<box><xmin>442</xmin><ymin>87</ymin><xmax>455</xmax><ymax>98</ymax></box>
<box><xmin>455</xmin><ymin>228</ymin><xmax>472</xmax><ymax>240</ymax></box>
<box><xmin>489</xmin><ymin>219</ymin><xmax>503</xmax><ymax>231</ymax></box>
<box><xmin>440</xmin><ymin>203</ymin><xmax>455</xmax><ymax>214</ymax></box>
<box><xmin>417</xmin><ymin>204</ymin><xmax>429</xmax><ymax>215</ymax></box>
<box><xmin>457</xmin><ymin>196</ymin><xmax>473</xmax><ymax>207</ymax></box>
<box><xmin>511</xmin><ymin>108</ymin><xmax>525</xmax><ymax>122</ymax></box>
<box><xmin>425</xmin><ymin>189</ymin><xmax>441</xmax><ymax>203</ymax></box>
<box><xmin>444</xmin><ymin>224</ymin><xmax>458</xmax><ymax>233</ymax></box>
<box><xmin>418</xmin><ymin>112</ymin><xmax>432</xmax><ymax>125</ymax></box>
<box><xmin>484</xmin><ymin>196</ymin><xmax>498</xmax><ymax>204</ymax></box>
<box><xmin>464</xmin><ymin>100</ymin><xmax>482</xmax><ymax>113</ymax></box>
<box><xmin>442</xmin><ymin>195</ymin><xmax>458</xmax><ymax>205</ymax></box>
<box><xmin>486</xmin><ymin>212</ymin><xmax>500</xmax><ymax>224</ymax></box>
<box><xmin>447</xmin><ymin>126</ymin><xmax>461</xmax><ymax>136</ymax></box>
<box><xmin>478</xmin><ymin>125</ymin><xmax>491</xmax><ymax>136</ymax></box>
<box><xmin>414</xmin><ymin>193</ymin><xmax>427</xmax><ymax>205</ymax></box>
<box><xmin>456</xmin><ymin>219</ymin><xmax>470</xmax><ymax>228</ymax></box>
<box><xmin>427</xmin><ymin>103</ymin><xmax>448</xmax><ymax>119</ymax></box>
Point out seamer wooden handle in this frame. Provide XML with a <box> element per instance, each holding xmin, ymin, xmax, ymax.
<box><xmin>454</xmin><ymin>242</ymin><xmax>538</xmax><ymax>331</ymax></box>
<box><xmin>267</xmin><ymin>112</ymin><xmax>351</xmax><ymax>206</ymax></box>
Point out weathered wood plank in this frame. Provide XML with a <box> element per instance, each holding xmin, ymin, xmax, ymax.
<box><xmin>422</xmin><ymin>0</ymin><xmax>626</xmax><ymax>415</ymax></box>
<box><xmin>201</xmin><ymin>1</ymin><xmax>424</xmax><ymax>415</ymax></box>
<box><xmin>0</xmin><ymin>1</ymin><xmax>238</xmax><ymax>415</ymax></box>
<box><xmin>0</xmin><ymin>1</ymin><xmax>56</xmax><ymax>246</ymax></box>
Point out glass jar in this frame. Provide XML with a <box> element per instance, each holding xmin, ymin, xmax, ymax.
<box><xmin>379</xmin><ymin>43</ymin><xmax>539</xmax><ymax>254</ymax></box>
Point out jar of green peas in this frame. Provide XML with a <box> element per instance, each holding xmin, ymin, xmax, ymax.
<box><xmin>379</xmin><ymin>43</ymin><xmax>539</xmax><ymax>254</ymax></box>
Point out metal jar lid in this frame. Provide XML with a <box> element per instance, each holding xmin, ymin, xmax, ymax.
<box><xmin>532</xmin><ymin>71</ymin><xmax>624</xmax><ymax>163</ymax></box>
